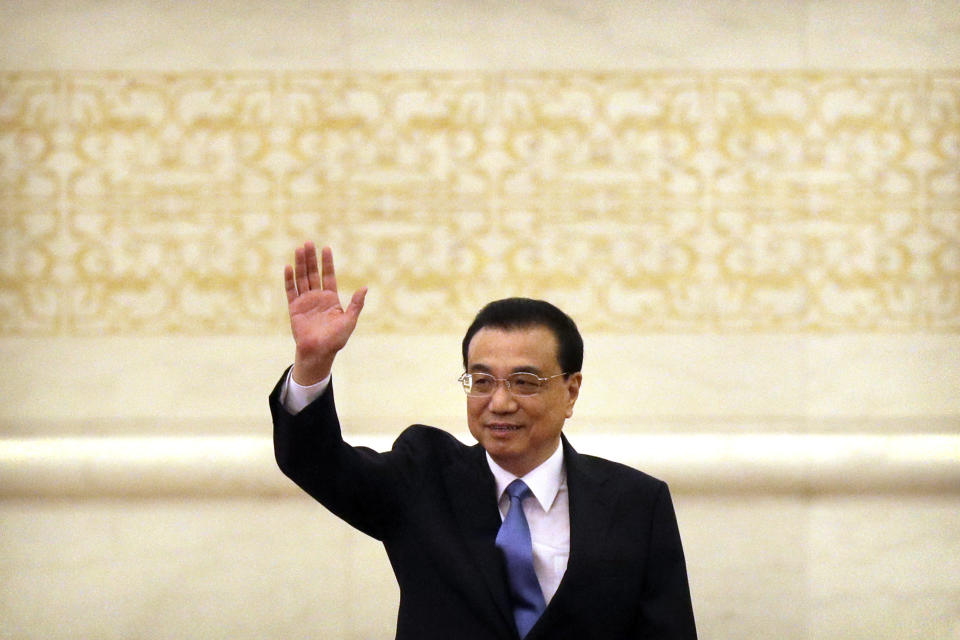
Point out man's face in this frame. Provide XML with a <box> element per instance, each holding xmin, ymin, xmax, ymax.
<box><xmin>465</xmin><ymin>325</ymin><xmax>581</xmax><ymax>477</ymax></box>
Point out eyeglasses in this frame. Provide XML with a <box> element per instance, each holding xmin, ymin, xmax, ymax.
<box><xmin>458</xmin><ymin>371</ymin><xmax>568</xmax><ymax>397</ymax></box>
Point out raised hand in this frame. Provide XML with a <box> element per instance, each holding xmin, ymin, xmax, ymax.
<box><xmin>284</xmin><ymin>242</ymin><xmax>367</xmax><ymax>385</ymax></box>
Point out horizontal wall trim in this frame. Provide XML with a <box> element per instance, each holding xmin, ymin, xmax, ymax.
<box><xmin>1</xmin><ymin>434</ymin><xmax>958</xmax><ymax>497</ymax></box>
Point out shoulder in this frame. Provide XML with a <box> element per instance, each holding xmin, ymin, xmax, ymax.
<box><xmin>566</xmin><ymin>443</ymin><xmax>670</xmax><ymax>499</ymax></box>
<box><xmin>386</xmin><ymin>425</ymin><xmax>485</xmax><ymax>492</ymax></box>
<box><xmin>395</xmin><ymin>424</ymin><xmax>467</xmax><ymax>445</ymax></box>
<box><xmin>392</xmin><ymin>424</ymin><xmax>477</xmax><ymax>460</ymax></box>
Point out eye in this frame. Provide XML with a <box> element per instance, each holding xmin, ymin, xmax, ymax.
<box><xmin>470</xmin><ymin>374</ymin><xmax>495</xmax><ymax>393</ymax></box>
<box><xmin>510</xmin><ymin>373</ymin><xmax>541</xmax><ymax>394</ymax></box>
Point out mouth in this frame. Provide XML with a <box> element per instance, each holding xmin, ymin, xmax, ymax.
<box><xmin>487</xmin><ymin>423</ymin><xmax>523</xmax><ymax>434</ymax></box>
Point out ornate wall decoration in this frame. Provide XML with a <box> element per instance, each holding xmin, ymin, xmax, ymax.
<box><xmin>1</xmin><ymin>72</ymin><xmax>957</xmax><ymax>334</ymax></box>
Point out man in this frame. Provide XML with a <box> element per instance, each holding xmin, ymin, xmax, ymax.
<box><xmin>270</xmin><ymin>242</ymin><xmax>697</xmax><ymax>639</ymax></box>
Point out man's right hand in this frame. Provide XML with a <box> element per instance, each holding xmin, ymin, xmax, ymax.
<box><xmin>284</xmin><ymin>242</ymin><xmax>367</xmax><ymax>386</ymax></box>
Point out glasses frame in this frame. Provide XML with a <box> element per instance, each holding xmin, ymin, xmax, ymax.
<box><xmin>458</xmin><ymin>371</ymin><xmax>569</xmax><ymax>397</ymax></box>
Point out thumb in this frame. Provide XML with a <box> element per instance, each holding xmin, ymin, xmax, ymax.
<box><xmin>345</xmin><ymin>286</ymin><xmax>367</xmax><ymax>323</ymax></box>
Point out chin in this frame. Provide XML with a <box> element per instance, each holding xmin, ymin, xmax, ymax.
<box><xmin>482</xmin><ymin>439</ymin><xmax>520</xmax><ymax>459</ymax></box>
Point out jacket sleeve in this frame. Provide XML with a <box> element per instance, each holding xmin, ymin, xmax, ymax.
<box><xmin>634</xmin><ymin>482</ymin><xmax>698</xmax><ymax>639</ymax></box>
<box><xmin>269</xmin><ymin>371</ymin><xmax>414</xmax><ymax>541</ymax></box>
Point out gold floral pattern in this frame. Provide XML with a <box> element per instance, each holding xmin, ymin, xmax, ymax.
<box><xmin>1</xmin><ymin>72</ymin><xmax>958</xmax><ymax>334</ymax></box>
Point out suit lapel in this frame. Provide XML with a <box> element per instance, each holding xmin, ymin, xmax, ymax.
<box><xmin>530</xmin><ymin>434</ymin><xmax>617</xmax><ymax>636</ymax></box>
<box><xmin>442</xmin><ymin>444</ymin><xmax>516</xmax><ymax>636</ymax></box>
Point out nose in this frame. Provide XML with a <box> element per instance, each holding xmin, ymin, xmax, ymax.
<box><xmin>488</xmin><ymin>380</ymin><xmax>517</xmax><ymax>412</ymax></box>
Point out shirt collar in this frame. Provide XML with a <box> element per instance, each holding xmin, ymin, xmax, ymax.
<box><xmin>486</xmin><ymin>439</ymin><xmax>566</xmax><ymax>512</ymax></box>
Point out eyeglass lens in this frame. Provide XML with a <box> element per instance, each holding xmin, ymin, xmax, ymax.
<box><xmin>463</xmin><ymin>372</ymin><xmax>543</xmax><ymax>396</ymax></box>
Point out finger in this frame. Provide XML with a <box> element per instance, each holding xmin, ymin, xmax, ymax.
<box><xmin>294</xmin><ymin>246</ymin><xmax>310</xmax><ymax>295</ymax></box>
<box><xmin>305</xmin><ymin>241</ymin><xmax>322</xmax><ymax>290</ymax></box>
<box><xmin>320</xmin><ymin>246</ymin><xmax>339</xmax><ymax>294</ymax></box>
<box><xmin>284</xmin><ymin>264</ymin><xmax>297</xmax><ymax>304</ymax></box>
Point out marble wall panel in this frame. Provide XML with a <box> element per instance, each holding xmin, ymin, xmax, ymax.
<box><xmin>677</xmin><ymin>495</ymin><xmax>810</xmax><ymax>640</ymax></box>
<box><xmin>3</xmin><ymin>1</ymin><xmax>957</xmax><ymax>71</ymax></box>
<box><xmin>9</xmin><ymin>494</ymin><xmax>956</xmax><ymax>640</ymax></box>
<box><xmin>0</xmin><ymin>1</ymin><xmax>353</xmax><ymax>71</ymax></box>
<box><xmin>805</xmin><ymin>0</ymin><xmax>960</xmax><ymax>68</ymax></box>
<box><xmin>0</xmin><ymin>497</ymin><xmax>363</xmax><ymax>640</ymax></box>
<box><xmin>12</xmin><ymin>334</ymin><xmax>958</xmax><ymax>437</ymax></box>
<box><xmin>805</xmin><ymin>335</ymin><xmax>960</xmax><ymax>420</ymax></box>
<box><xmin>806</xmin><ymin>496</ymin><xmax>960</xmax><ymax>640</ymax></box>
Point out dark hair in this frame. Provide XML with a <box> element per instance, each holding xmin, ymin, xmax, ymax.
<box><xmin>461</xmin><ymin>298</ymin><xmax>583</xmax><ymax>374</ymax></box>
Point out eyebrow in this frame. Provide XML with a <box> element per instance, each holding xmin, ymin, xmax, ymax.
<box><xmin>468</xmin><ymin>364</ymin><xmax>545</xmax><ymax>376</ymax></box>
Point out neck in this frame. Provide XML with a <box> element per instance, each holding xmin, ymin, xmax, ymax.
<box><xmin>491</xmin><ymin>437</ymin><xmax>562</xmax><ymax>477</ymax></box>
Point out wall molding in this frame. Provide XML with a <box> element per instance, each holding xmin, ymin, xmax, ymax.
<box><xmin>2</xmin><ymin>433</ymin><xmax>958</xmax><ymax>498</ymax></box>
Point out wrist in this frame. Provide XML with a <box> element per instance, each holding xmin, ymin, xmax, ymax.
<box><xmin>292</xmin><ymin>351</ymin><xmax>334</xmax><ymax>386</ymax></box>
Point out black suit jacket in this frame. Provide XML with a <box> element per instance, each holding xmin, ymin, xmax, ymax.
<box><xmin>270</xmin><ymin>376</ymin><xmax>697</xmax><ymax>640</ymax></box>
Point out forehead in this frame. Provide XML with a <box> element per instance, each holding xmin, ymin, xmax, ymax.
<box><xmin>466</xmin><ymin>325</ymin><xmax>561</xmax><ymax>372</ymax></box>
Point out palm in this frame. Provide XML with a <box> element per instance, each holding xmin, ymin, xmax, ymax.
<box><xmin>288</xmin><ymin>288</ymin><xmax>355</xmax><ymax>354</ymax></box>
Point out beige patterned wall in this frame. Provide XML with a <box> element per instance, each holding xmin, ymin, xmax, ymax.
<box><xmin>3</xmin><ymin>3</ymin><xmax>960</xmax><ymax>639</ymax></box>
<box><xmin>3</xmin><ymin>71</ymin><xmax>958</xmax><ymax>335</ymax></box>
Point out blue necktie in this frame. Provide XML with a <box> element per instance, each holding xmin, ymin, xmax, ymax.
<box><xmin>496</xmin><ymin>479</ymin><xmax>546</xmax><ymax>638</ymax></box>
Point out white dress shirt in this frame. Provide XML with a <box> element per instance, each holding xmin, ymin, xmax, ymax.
<box><xmin>486</xmin><ymin>444</ymin><xmax>570</xmax><ymax>604</ymax></box>
<box><xmin>280</xmin><ymin>372</ymin><xmax>571</xmax><ymax>603</ymax></box>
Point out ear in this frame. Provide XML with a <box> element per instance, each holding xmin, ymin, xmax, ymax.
<box><xmin>564</xmin><ymin>372</ymin><xmax>582</xmax><ymax>419</ymax></box>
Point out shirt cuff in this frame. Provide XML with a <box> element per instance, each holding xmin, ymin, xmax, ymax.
<box><xmin>280</xmin><ymin>369</ymin><xmax>331</xmax><ymax>415</ymax></box>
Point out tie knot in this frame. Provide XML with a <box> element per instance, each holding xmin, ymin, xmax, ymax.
<box><xmin>505</xmin><ymin>479</ymin><xmax>531</xmax><ymax>501</ymax></box>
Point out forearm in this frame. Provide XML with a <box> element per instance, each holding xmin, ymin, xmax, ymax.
<box><xmin>270</xmin><ymin>374</ymin><xmax>403</xmax><ymax>540</ymax></box>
